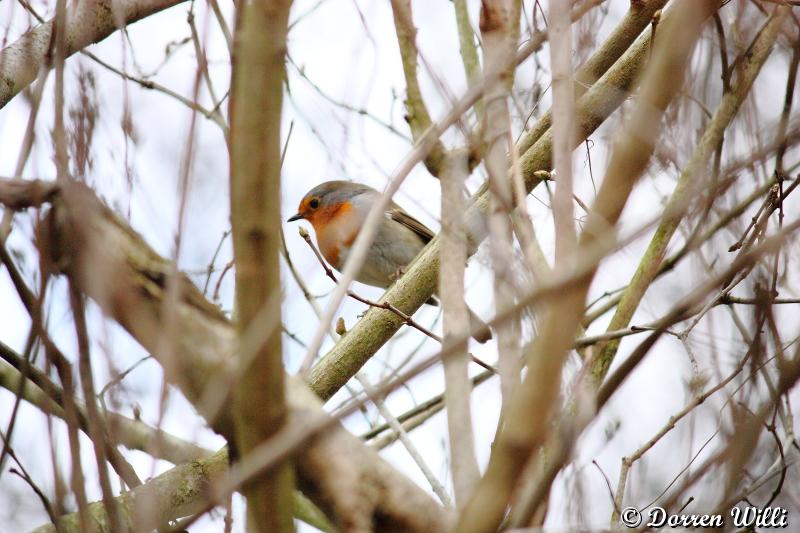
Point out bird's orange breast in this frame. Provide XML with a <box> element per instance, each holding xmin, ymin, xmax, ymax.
<box><xmin>308</xmin><ymin>201</ymin><xmax>359</xmax><ymax>269</ymax></box>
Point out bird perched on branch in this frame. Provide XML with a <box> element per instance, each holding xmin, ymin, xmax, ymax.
<box><xmin>288</xmin><ymin>180</ymin><xmax>492</xmax><ymax>343</ymax></box>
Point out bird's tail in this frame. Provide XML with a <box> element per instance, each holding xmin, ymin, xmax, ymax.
<box><xmin>468</xmin><ymin>307</ymin><xmax>492</xmax><ymax>344</ymax></box>
<box><xmin>426</xmin><ymin>295</ymin><xmax>492</xmax><ymax>343</ymax></box>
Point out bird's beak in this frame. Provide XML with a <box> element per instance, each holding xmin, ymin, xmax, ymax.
<box><xmin>287</xmin><ymin>213</ymin><xmax>303</xmax><ymax>222</ymax></box>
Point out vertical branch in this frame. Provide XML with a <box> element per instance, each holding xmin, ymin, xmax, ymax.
<box><xmin>548</xmin><ymin>0</ymin><xmax>577</xmax><ymax>262</ymax></box>
<box><xmin>229</xmin><ymin>0</ymin><xmax>295</xmax><ymax>530</ymax></box>
<box><xmin>480</xmin><ymin>0</ymin><xmax>519</xmax><ymax>413</ymax></box>
<box><xmin>187</xmin><ymin>8</ymin><xmax>227</xmax><ymax>142</ymax></box>
<box><xmin>509</xmin><ymin>133</ymin><xmax>552</xmax><ymax>289</ymax></box>
<box><xmin>440</xmin><ymin>149</ymin><xmax>480</xmax><ymax>506</ymax></box>
<box><xmin>50</xmin><ymin>0</ymin><xmax>93</xmax><ymax>527</ymax></box>
<box><xmin>774</xmin><ymin>30</ymin><xmax>800</xmax><ymax>176</ymax></box>
<box><xmin>39</xmin><ymin>308</ymin><xmax>91</xmax><ymax>531</ymax></box>
<box><xmin>456</xmin><ymin>1</ymin><xmax>720</xmax><ymax>531</ymax></box>
<box><xmin>52</xmin><ymin>0</ymin><xmax>69</xmax><ymax>181</ymax></box>
<box><xmin>453</xmin><ymin>0</ymin><xmax>481</xmax><ymax>125</ymax></box>
<box><xmin>390</xmin><ymin>0</ymin><xmax>446</xmax><ymax>176</ymax></box>
<box><xmin>69</xmin><ymin>285</ymin><xmax>125</xmax><ymax>532</ymax></box>
<box><xmin>453</xmin><ymin>0</ymin><xmax>481</xmax><ymax>87</ymax></box>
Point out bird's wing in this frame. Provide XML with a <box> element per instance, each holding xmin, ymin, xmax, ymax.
<box><xmin>387</xmin><ymin>207</ymin><xmax>435</xmax><ymax>244</ymax></box>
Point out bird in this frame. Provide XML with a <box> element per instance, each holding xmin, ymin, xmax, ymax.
<box><xmin>288</xmin><ymin>180</ymin><xmax>492</xmax><ymax>343</ymax></box>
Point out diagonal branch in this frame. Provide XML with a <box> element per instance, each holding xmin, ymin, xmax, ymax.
<box><xmin>0</xmin><ymin>179</ymin><xmax>450</xmax><ymax>532</ymax></box>
<box><xmin>515</xmin><ymin>0</ymin><xmax>669</xmax><ymax>155</ymax></box>
<box><xmin>0</xmin><ymin>349</ymin><xmax>212</xmax><ymax>464</ymax></box>
<box><xmin>307</xmin><ymin>0</ymin><xmax>671</xmax><ymax>401</ymax></box>
<box><xmin>590</xmin><ymin>6</ymin><xmax>789</xmax><ymax>384</ymax></box>
<box><xmin>29</xmin><ymin>449</ymin><xmax>230</xmax><ymax>533</ymax></box>
<box><xmin>0</xmin><ymin>0</ymin><xmax>188</xmax><ymax>110</ymax></box>
<box><xmin>455</xmin><ymin>1</ymin><xmax>721</xmax><ymax>530</ymax></box>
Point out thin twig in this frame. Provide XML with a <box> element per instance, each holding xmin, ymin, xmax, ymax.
<box><xmin>299</xmin><ymin>227</ymin><xmax>442</xmax><ymax>342</ymax></box>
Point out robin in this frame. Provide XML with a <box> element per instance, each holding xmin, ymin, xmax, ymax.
<box><xmin>288</xmin><ymin>180</ymin><xmax>492</xmax><ymax>343</ymax></box>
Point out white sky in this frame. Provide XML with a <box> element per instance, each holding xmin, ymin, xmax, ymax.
<box><xmin>1</xmin><ymin>0</ymin><xmax>798</xmax><ymax>531</ymax></box>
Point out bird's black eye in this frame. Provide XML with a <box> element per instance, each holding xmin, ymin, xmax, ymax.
<box><xmin>309</xmin><ymin>197</ymin><xmax>320</xmax><ymax>209</ymax></box>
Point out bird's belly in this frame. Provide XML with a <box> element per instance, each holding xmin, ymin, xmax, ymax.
<box><xmin>337</xmin><ymin>245</ymin><xmax>393</xmax><ymax>288</ymax></box>
<box><xmin>337</xmin><ymin>234</ymin><xmax>422</xmax><ymax>289</ymax></box>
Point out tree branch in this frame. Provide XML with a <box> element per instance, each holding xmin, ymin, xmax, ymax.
<box><xmin>0</xmin><ymin>0</ymin><xmax>188</xmax><ymax>110</ymax></box>
<box><xmin>307</xmin><ymin>0</ymin><xmax>671</xmax><ymax>402</ymax></box>
<box><xmin>390</xmin><ymin>0</ymin><xmax>447</xmax><ymax>176</ymax></box>
<box><xmin>30</xmin><ymin>449</ymin><xmax>230</xmax><ymax>533</ymax></box>
<box><xmin>1</xmin><ymin>179</ymin><xmax>449</xmax><ymax>532</ymax></box>
<box><xmin>590</xmin><ymin>6</ymin><xmax>789</xmax><ymax>384</ymax></box>
<box><xmin>455</xmin><ymin>1</ymin><xmax>720</xmax><ymax>530</ymax></box>
<box><xmin>440</xmin><ymin>149</ymin><xmax>479</xmax><ymax>506</ymax></box>
<box><xmin>228</xmin><ymin>0</ymin><xmax>294</xmax><ymax>529</ymax></box>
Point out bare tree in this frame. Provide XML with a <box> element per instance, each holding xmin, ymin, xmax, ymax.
<box><xmin>1</xmin><ymin>0</ymin><xmax>799</xmax><ymax>531</ymax></box>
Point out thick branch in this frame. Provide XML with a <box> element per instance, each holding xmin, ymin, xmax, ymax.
<box><xmin>30</xmin><ymin>449</ymin><xmax>230</xmax><ymax>533</ymax></box>
<box><xmin>308</xmin><ymin>0</ymin><xmax>667</xmax><ymax>401</ymax></box>
<box><xmin>515</xmin><ymin>0</ymin><xmax>669</xmax><ymax>155</ymax></box>
<box><xmin>28</xmin><ymin>443</ymin><xmax>335</xmax><ymax>533</ymax></box>
<box><xmin>390</xmin><ymin>0</ymin><xmax>447</xmax><ymax>176</ymax></box>
<box><xmin>455</xmin><ymin>1</ymin><xmax>720</xmax><ymax>530</ymax></box>
<box><xmin>2</xmin><ymin>179</ymin><xmax>449</xmax><ymax>533</ymax></box>
<box><xmin>590</xmin><ymin>6</ymin><xmax>789</xmax><ymax>383</ymax></box>
<box><xmin>440</xmin><ymin>150</ymin><xmax>479</xmax><ymax>506</ymax></box>
<box><xmin>228</xmin><ymin>0</ymin><xmax>294</xmax><ymax>529</ymax></box>
<box><xmin>481</xmin><ymin>0</ymin><xmax>520</xmax><ymax>421</ymax></box>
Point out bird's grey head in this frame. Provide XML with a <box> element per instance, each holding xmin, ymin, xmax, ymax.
<box><xmin>287</xmin><ymin>181</ymin><xmax>375</xmax><ymax>222</ymax></box>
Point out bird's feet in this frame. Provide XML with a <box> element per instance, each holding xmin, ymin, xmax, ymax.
<box><xmin>389</xmin><ymin>266</ymin><xmax>407</xmax><ymax>282</ymax></box>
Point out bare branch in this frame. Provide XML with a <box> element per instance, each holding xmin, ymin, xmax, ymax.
<box><xmin>440</xmin><ymin>150</ymin><xmax>480</xmax><ymax>506</ymax></box>
<box><xmin>0</xmin><ymin>0</ymin><xmax>188</xmax><ymax>110</ymax></box>
<box><xmin>228</xmin><ymin>0</ymin><xmax>294</xmax><ymax>529</ymax></box>
<box><xmin>548</xmin><ymin>0</ymin><xmax>577</xmax><ymax>262</ymax></box>
<box><xmin>7</xmin><ymin>179</ymin><xmax>450</xmax><ymax>532</ymax></box>
<box><xmin>390</xmin><ymin>0</ymin><xmax>447</xmax><ymax>176</ymax></box>
<box><xmin>455</xmin><ymin>2</ymin><xmax>721</xmax><ymax>530</ymax></box>
<box><xmin>590</xmin><ymin>7</ymin><xmax>789</xmax><ymax>384</ymax></box>
<box><xmin>308</xmin><ymin>0</ymin><xmax>674</xmax><ymax>402</ymax></box>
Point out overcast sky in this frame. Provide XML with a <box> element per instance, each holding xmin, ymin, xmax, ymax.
<box><xmin>1</xmin><ymin>0</ymin><xmax>798</xmax><ymax>531</ymax></box>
